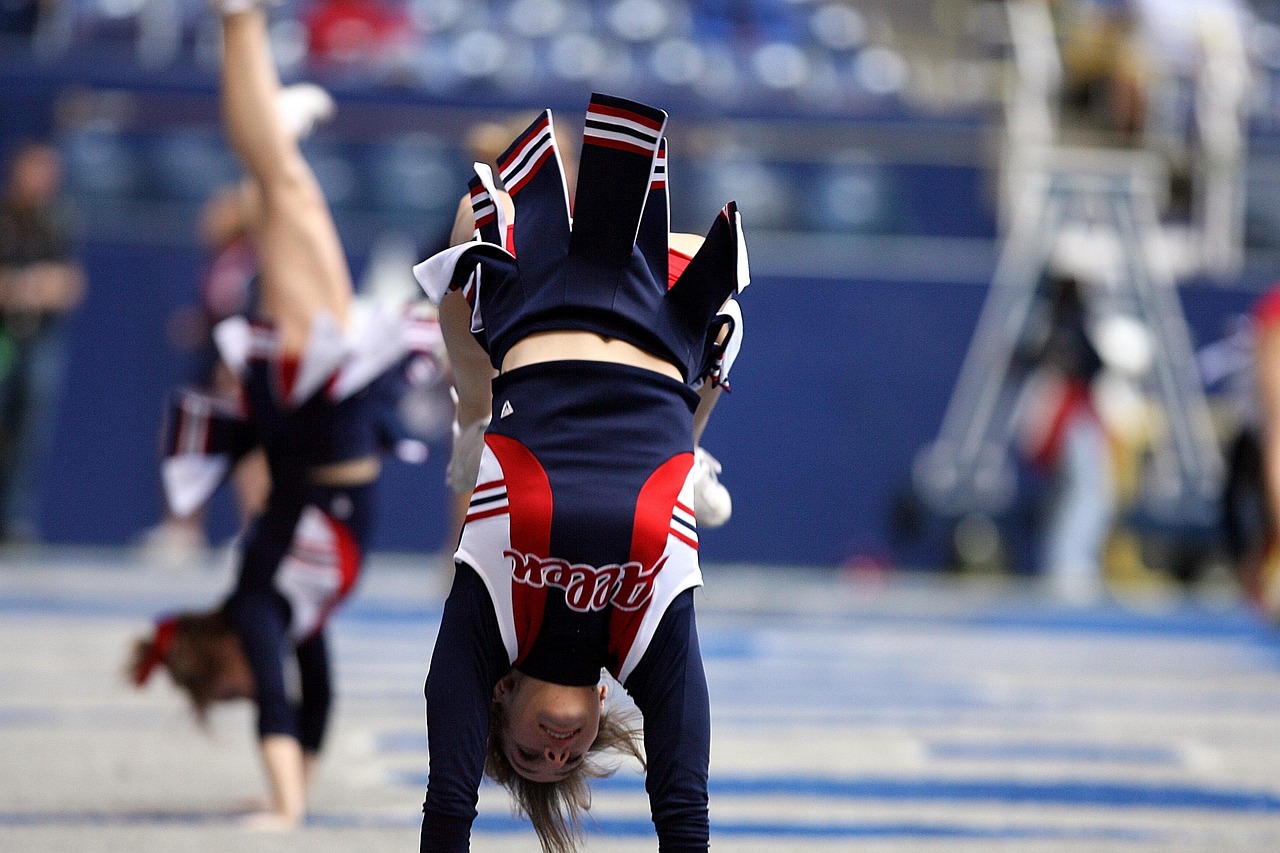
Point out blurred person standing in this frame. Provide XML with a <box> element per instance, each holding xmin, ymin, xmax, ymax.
<box><xmin>1198</xmin><ymin>315</ymin><xmax>1268</xmax><ymax>586</ymax></box>
<box><xmin>1015</xmin><ymin>271</ymin><xmax>1116</xmax><ymax>604</ymax></box>
<box><xmin>0</xmin><ymin>140</ymin><xmax>85</xmax><ymax>546</ymax></box>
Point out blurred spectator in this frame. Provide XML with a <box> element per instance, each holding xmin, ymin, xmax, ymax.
<box><xmin>0</xmin><ymin>140</ymin><xmax>85</xmax><ymax>546</ymax></box>
<box><xmin>1014</xmin><ymin>271</ymin><xmax>1115</xmax><ymax>604</ymax></box>
<box><xmin>1052</xmin><ymin>0</ymin><xmax>1148</xmax><ymax>141</ymax></box>
<box><xmin>1197</xmin><ymin>314</ymin><xmax>1267</xmax><ymax>585</ymax></box>
<box><xmin>304</xmin><ymin>0</ymin><xmax>414</xmax><ymax>75</ymax></box>
<box><xmin>1124</xmin><ymin>0</ymin><xmax>1252</xmax><ymax>158</ymax></box>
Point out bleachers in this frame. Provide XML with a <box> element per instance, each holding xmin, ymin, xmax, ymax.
<box><xmin>0</xmin><ymin>1</ymin><xmax>1022</xmax><ymax>252</ymax></box>
<box><xmin>3</xmin><ymin>1</ymin><xmax>1279</xmax><ymax>568</ymax></box>
<box><xmin>5</xmin><ymin>0</ymin><xmax>939</xmax><ymax>110</ymax></box>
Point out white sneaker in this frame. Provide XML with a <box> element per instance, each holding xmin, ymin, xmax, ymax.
<box><xmin>277</xmin><ymin>83</ymin><xmax>335</xmax><ymax>141</ymax></box>
<box><xmin>691</xmin><ymin>446</ymin><xmax>732</xmax><ymax>529</ymax></box>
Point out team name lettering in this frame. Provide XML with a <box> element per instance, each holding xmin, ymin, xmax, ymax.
<box><xmin>506</xmin><ymin>550</ymin><xmax>666</xmax><ymax>612</ymax></box>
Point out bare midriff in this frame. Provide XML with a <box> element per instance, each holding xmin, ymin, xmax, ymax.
<box><xmin>501</xmin><ymin>331</ymin><xmax>683</xmax><ymax>382</ymax></box>
<box><xmin>309</xmin><ymin>455</ymin><xmax>380</xmax><ymax>487</ymax></box>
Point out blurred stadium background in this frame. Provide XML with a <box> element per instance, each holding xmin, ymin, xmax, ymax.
<box><xmin>2</xmin><ymin>0</ymin><xmax>1278</xmax><ymax>579</ymax></box>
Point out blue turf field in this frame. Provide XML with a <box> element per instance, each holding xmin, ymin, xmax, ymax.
<box><xmin>3</xmin><ymin>550</ymin><xmax>1280</xmax><ymax>851</ymax></box>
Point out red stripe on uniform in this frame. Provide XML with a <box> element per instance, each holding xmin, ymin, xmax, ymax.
<box><xmin>465</xmin><ymin>505</ymin><xmax>510</xmax><ymax>524</ymax></box>
<box><xmin>631</xmin><ymin>453</ymin><xmax>694</xmax><ymax>577</ymax></box>
<box><xmin>332</xmin><ymin>515</ymin><xmax>361</xmax><ymax>595</ymax></box>
<box><xmin>586</xmin><ymin>102</ymin><xmax>665</xmax><ymax>132</ymax></box>
<box><xmin>505</xmin><ymin>146</ymin><xmax>554</xmax><ymax>196</ymax></box>
<box><xmin>484</xmin><ymin>434</ymin><xmax>554</xmax><ymax>665</ymax></box>
<box><xmin>582</xmin><ymin>135</ymin><xmax>654</xmax><ymax>157</ymax></box>
<box><xmin>278</xmin><ymin>354</ymin><xmax>299</xmax><ymax>403</ymax></box>
<box><xmin>669</xmin><ymin>527</ymin><xmax>698</xmax><ymax>551</ymax></box>
<box><xmin>608</xmin><ymin>452</ymin><xmax>695</xmax><ymax>668</ymax></box>
<box><xmin>310</xmin><ymin>509</ymin><xmax>362</xmax><ymax>639</ymax></box>
<box><xmin>667</xmin><ymin>249</ymin><xmax>692</xmax><ymax>290</ymax></box>
<box><xmin>498</xmin><ymin>117</ymin><xmax>551</xmax><ymax>172</ymax></box>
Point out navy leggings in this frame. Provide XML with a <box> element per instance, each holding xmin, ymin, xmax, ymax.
<box><xmin>224</xmin><ymin>480</ymin><xmax>374</xmax><ymax>752</ymax></box>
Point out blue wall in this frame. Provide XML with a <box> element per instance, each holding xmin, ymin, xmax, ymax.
<box><xmin>38</xmin><ymin>239</ymin><xmax>1265</xmax><ymax>567</ymax></box>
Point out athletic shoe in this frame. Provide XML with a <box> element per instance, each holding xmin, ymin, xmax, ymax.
<box><xmin>691</xmin><ymin>446</ymin><xmax>732</xmax><ymax>528</ymax></box>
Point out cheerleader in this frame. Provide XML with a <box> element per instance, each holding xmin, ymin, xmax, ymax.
<box><xmin>413</xmin><ymin>94</ymin><xmax>749</xmax><ymax>853</ymax></box>
<box><xmin>129</xmin><ymin>3</ymin><xmax>437</xmax><ymax>828</ymax></box>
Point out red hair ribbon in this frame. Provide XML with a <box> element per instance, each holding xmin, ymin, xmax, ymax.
<box><xmin>134</xmin><ymin>616</ymin><xmax>179</xmax><ymax>687</ymax></box>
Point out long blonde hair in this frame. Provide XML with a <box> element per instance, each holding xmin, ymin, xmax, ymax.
<box><xmin>485</xmin><ymin>699</ymin><xmax>645</xmax><ymax>853</ymax></box>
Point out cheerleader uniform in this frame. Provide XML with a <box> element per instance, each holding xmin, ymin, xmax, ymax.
<box><xmin>412</xmin><ymin>94</ymin><xmax>749</xmax><ymax>852</ymax></box>
<box><xmin>160</xmin><ymin>302</ymin><xmax>441</xmax><ymax>751</ymax></box>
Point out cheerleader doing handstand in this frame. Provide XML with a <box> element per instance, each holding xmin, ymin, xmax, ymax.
<box><xmin>414</xmin><ymin>94</ymin><xmax>749</xmax><ymax>853</ymax></box>
<box><xmin>129</xmin><ymin>3</ymin><xmax>437</xmax><ymax>828</ymax></box>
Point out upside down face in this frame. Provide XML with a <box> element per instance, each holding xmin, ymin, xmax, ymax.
<box><xmin>493</xmin><ymin>671</ymin><xmax>606</xmax><ymax>783</ymax></box>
